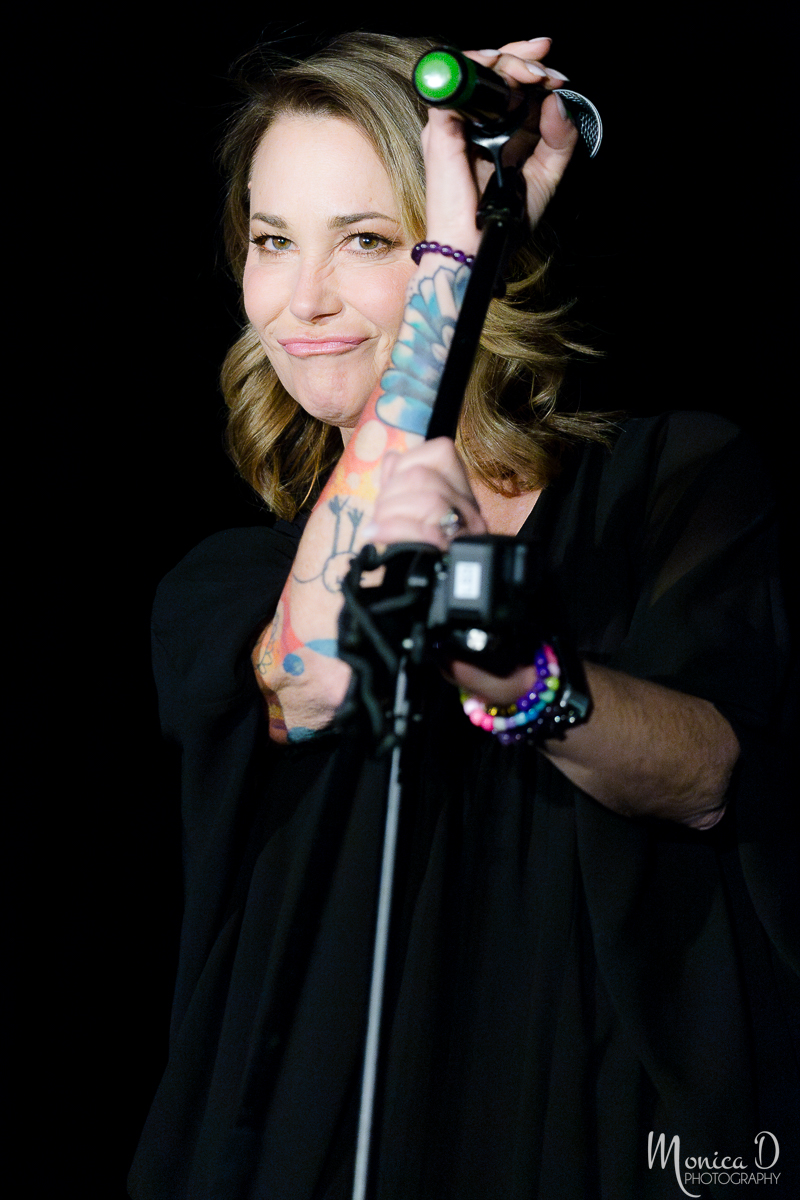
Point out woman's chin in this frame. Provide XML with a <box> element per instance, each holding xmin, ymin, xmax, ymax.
<box><xmin>292</xmin><ymin>380</ymin><xmax>376</xmax><ymax>431</ymax></box>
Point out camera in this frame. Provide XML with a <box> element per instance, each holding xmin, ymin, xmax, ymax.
<box><xmin>426</xmin><ymin>535</ymin><xmax>542</xmax><ymax>676</ymax></box>
<box><xmin>337</xmin><ymin>535</ymin><xmax>544</xmax><ymax>743</ymax></box>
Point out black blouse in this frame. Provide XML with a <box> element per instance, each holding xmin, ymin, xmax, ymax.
<box><xmin>130</xmin><ymin>413</ymin><xmax>798</xmax><ymax>1199</ymax></box>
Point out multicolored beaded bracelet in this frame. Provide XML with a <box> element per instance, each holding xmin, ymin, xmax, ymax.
<box><xmin>461</xmin><ymin>644</ymin><xmax>561</xmax><ymax>745</ymax></box>
<box><xmin>460</xmin><ymin>640</ymin><xmax>592</xmax><ymax>746</ymax></box>
<box><xmin>411</xmin><ymin>241</ymin><xmax>475</xmax><ymax>267</ymax></box>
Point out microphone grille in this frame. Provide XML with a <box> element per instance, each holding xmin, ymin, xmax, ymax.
<box><xmin>556</xmin><ymin>90</ymin><xmax>603</xmax><ymax>158</ymax></box>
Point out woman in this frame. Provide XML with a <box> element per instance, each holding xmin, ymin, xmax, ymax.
<box><xmin>131</xmin><ymin>32</ymin><xmax>796</xmax><ymax>1200</ymax></box>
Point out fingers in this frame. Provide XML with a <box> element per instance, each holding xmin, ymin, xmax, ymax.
<box><xmin>364</xmin><ymin>438</ymin><xmax>487</xmax><ymax>551</ymax></box>
<box><xmin>469</xmin><ymin>41</ymin><xmax>578</xmax><ymax>153</ymax></box>
<box><xmin>523</xmin><ymin>90</ymin><xmax>579</xmax><ymax>207</ymax></box>
<box><xmin>538</xmin><ymin>90</ymin><xmax>580</xmax><ymax>152</ymax></box>
<box><xmin>466</xmin><ymin>38</ymin><xmax>568</xmax><ymax>93</ymax></box>
<box><xmin>422</xmin><ymin>38</ymin><xmax>578</xmax><ymax>240</ymax></box>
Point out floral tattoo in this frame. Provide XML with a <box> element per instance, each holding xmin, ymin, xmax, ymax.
<box><xmin>377</xmin><ymin>263</ymin><xmax>470</xmax><ymax>435</ymax></box>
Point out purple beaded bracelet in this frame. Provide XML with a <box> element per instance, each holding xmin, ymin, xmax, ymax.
<box><xmin>411</xmin><ymin>241</ymin><xmax>475</xmax><ymax>267</ymax></box>
<box><xmin>461</xmin><ymin>644</ymin><xmax>562</xmax><ymax>745</ymax></box>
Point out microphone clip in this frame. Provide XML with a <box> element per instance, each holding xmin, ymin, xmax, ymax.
<box><xmin>466</xmin><ymin>95</ymin><xmax>539</xmax><ymax>231</ymax></box>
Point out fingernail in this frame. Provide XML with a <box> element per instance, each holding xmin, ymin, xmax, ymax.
<box><xmin>545</xmin><ymin>67</ymin><xmax>570</xmax><ymax>81</ymax></box>
<box><xmin>525</xmin><ymin>62</ymin><xmax>547</xmax><ymax>78</ymax></box>
<box><xmin>555</xmin><ymin>93</ymin><xmax>572</xmax><ymax>122</ymax></box>
<box><xmin>479</xmin><ymin>49</ymin><xmax>500</xmax><ymax>55</ymax></box>
<box><xmin>527</xmin><ymin>36</ymin><xmax>551</xmax><ymax>42</ymax></box>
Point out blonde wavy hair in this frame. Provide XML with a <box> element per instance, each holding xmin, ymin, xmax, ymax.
<box><xmin>220</xmin><ymin>31</ymin><xmax>611</xmax><ymax>519</ymax></box>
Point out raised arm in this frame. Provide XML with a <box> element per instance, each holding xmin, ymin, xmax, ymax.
<box><xmin>252</xmin><ymin>37</ymin><xmax>578</xmax><ymax>741</ymax></box>
<box><xmin>251</xmin><ymin>262</ymin><xmax>485</xmax><ymax>742</ymax></box>
<box><xmin>362</xmin><ymin>47</ymin><xmax>742</xmax><ymax>827</ymax></box>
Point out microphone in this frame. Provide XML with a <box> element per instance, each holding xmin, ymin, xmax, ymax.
<box><xmin>413</xmin><ymin>47</ymin><xmax>602</xmax><ymax>157</ymax></box>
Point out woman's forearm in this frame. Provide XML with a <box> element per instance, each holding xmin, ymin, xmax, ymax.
<box><xmin>543</xmin><ymin>663</ymin><xmax>740</xmax><ymax>826</ymax></box>
<box><xmin>452</xmin><ymin>658</ymin><xmax>739</xmax><ymax>826</ymax></box>
<box><xmin>253</xmin><ymin>259</ymin><xmax>470</xmax><ymax>740</ymax></box>
<box><xmin>251</xmin><ymin>389</ymin><xmax>420</xmax><ymax>740</ymax></box>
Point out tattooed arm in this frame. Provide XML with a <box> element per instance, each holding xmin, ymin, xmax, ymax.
<box><xmin>252</xmin><ymin>39</ymin><xmax>578</xmax><ymax>741</ymax></box>
<box><xmin>252</xmin><ymin>262</ymin><xmax>480</xmax><ymax>742</ymax></box>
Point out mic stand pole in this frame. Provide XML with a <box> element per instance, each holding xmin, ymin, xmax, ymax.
<box><xmin>349</xmin><ymin>133</ymin><xmax>527</xmax><ymax>1200</ymax></box>
<box><xmin>426</xmin><ymin>122</ymin><xmax>530</xmax><ymax>439</ymax></box>
<box><xmin>351</xmin><ymin>653</ymin><xmax>410</xmax><ymax>1200</ymax></box>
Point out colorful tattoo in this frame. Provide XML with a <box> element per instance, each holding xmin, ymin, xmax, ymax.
<box><xmin>293</xmin><ymin>495</ymin><xmax>366</xmax><ymax>593</ymax></box>
<box><xmin>258</xmin><ymin>260</ymin><xmax>469</xmax><ymax>742</ymax></box>
<box><xmin>253</xmin><ymin>596</ymin><xmax>321</xmax><ymax>683</ymax></box>
<box><xmin>377</xmin><ymin>263</ymin><xmax>470</xmax><ymax>435</ymax></box>
<box><xmin>253</xmin><ymin>596</ymin><xmax>318</xmax><ymax>743</ymax></box>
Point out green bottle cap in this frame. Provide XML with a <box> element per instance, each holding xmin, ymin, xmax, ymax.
<box><xmin>413</xmin><ymin>50</ymin><xmax>476</xmax><ymax>105</ymax></box>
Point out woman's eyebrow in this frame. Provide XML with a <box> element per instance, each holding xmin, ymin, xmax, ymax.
<box><xmin>249</xmin><ymin>210</ymin><xmax>398</xmax><ymax>229</ymax></box>
<box><xmin>250</xmin><ymin>212</ymin><xmax>288</xmax><ymax>228</ymax></box>
<box><xmin>251</xmin><ymin>212</ymin><xmax>398</xmax><ymax>228</ymax></box>
<box><xmin>328</xmin><ymin>211</ymin><xmax>396</xmax><ymax>228</ymax></box>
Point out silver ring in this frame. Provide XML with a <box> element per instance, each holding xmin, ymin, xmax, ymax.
<box><xmin>439</xmin><ymin>507</ymin><xmax>465</xmax><ymax>540</ymax></box>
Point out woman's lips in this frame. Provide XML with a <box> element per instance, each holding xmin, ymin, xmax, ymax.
<box><xmin>278</xmin><ymin>336</ymin><xmax>366</xmax><ymax>357</ymax></box>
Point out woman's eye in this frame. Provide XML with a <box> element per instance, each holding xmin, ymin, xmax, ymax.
<box><xmin>250</xmin><ymin>233</ymin><xmax>292</xmax><ymax>252</ymax></box>
<box><xmin>350</xmin><ymin>233</ymin><xmax>393</xmax><ymax>253</ymax></box>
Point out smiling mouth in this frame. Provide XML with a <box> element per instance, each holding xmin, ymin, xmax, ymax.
<box><xmin>279</xmin><ymin>337</ymin><xmax>366</xmax><ymax>357</ymax></box>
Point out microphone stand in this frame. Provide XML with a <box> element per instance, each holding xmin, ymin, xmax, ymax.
<box><xmin>425</xmin><ymin>123</ymin><xmax>530</xmax><ymax>438</ymax></box>
<box><xmin>348</xmin><ymin>122</ymin><xmax>529</xmax><ymax>1200</ymax></box>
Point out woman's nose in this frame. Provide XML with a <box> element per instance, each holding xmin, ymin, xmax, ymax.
<box><xmin>289</xmin><ymin>257</ymin><xmax>343</xmax><ymax>323</ymax></box>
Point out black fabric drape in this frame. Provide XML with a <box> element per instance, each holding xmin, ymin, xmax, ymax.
<box><xmin>130</xmin><ymin>413</ymin><xmax>798</xmax><ymax>1199</ymax></box>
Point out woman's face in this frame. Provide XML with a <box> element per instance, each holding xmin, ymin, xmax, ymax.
<box><xmin>243</xmin><ymin>113</ymin><xmax>416</xmax><ymax>437</ymax></box>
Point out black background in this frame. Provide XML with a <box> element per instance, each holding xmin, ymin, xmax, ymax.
<box><xmin>15</xmin><ymin>6</ymin><xmax>796</xmax><ymax>1193</ymax></box>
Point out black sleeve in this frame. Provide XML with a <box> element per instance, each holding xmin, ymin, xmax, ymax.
<box><xmin>150</xmin><ymin>523</ymin><xmax>300</xmax><ymax>1027</ymax></box>
<box><xmin>151</xmin><ymin>524</ymin><xmax>299</xmax><ymax>743</ymax></box>
<box><xmin>545</xmin><ymin>413</ymin><xmax>798</xmax><ymax>1162</ymax></box>
<box><xmin>605</xmin><ymin>411</ymin><xmax>789</xmax><ymax>741</ymax></box>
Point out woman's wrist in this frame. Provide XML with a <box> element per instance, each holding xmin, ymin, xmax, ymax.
<box><xmin>450</xmin><ymin>659</ymin><xmax>537</xmax><ymax>707</ymax></box>
<box><xmin>457</xmin><ymin>641</ymin><xmax>592</xmax><ymax>746</ymax></box>
<box><xmin>421</xmin><ymin>231</ymin><xmax>481</xmax><ymax>259</ymax></box>
<box><xmin>411</xmin><ymin>240</ymin><xmax>476</xmax><ymax>267</ymax></box>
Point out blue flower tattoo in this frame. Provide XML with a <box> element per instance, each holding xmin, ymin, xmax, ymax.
<box><xmin>377</xmin><ymin>264</ymin><xmax>470</xmax><ymax>435</ymax></box>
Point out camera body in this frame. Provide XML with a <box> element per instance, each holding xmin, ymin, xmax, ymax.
<box><xmin>427</xmin><ymin>535</ymin><xmax>543</xmax><ymax>677</ymax></box>
<box><xmin>338</xmin><ymin>534</ymin><xmax>545</xmax><ymax>744</ymax></box>
<box><xmin>338</xmin><ymin>534</ymin><xmax>590</xmax><ymax>749</ymax></box>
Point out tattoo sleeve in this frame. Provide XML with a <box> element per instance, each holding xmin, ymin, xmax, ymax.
<box><xmin>377</xmin><ymin>264</ymin><xmax>470</xmax><ymax>434</ymax></box>
<box><xmin>254</xmin><ymin>261</ymin><xmax>470</xmax><ymax>741</ymax></box>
